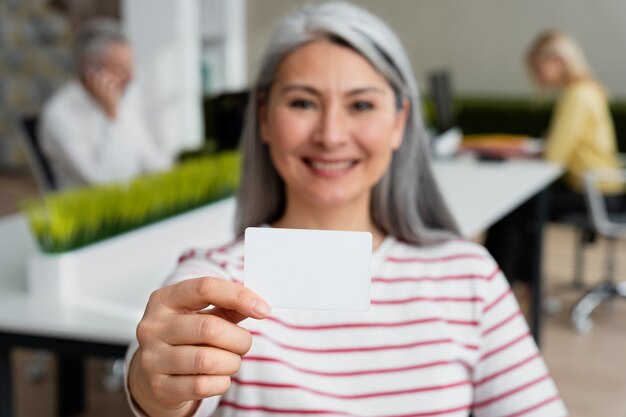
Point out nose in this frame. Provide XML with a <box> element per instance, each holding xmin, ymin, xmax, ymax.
<box><xmin>313</xmin><ymin>101</ymin><xmax>348</xmax><ymax>149</ymax></box>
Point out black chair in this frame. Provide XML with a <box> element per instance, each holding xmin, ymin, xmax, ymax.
<box><xmin>19</xmin><ymin>116</ymin><xmax>57</xmax><ymax>192</ymax></box>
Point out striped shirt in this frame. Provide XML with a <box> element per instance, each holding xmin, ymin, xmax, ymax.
<box><xmin>125</xmin><ymin>235</ymin><xmax>567</xmax><ymax>417</ymax></box>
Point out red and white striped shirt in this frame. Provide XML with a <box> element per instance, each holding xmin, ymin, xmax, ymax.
<box><xmin>126</xmin><ymin>235</ymin><xmax>567</xmax><ymax>417</ymax></box>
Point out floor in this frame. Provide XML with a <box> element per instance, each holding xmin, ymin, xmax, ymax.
<box><xmin>2</xmin><ymin>172</ymin><xmax>626</xmax><ymax>417</ymax></box>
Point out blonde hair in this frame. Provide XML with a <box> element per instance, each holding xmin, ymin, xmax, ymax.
<box><xmin>526</xmin><ymin>31</ymin><xmax>592</xmax><ymax>83</ymax></box>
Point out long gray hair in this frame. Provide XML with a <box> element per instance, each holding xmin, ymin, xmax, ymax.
<box><xmin>236</xmin><ymin>1</ymin><xmax>459</xmax><ymax>245</ymax></box>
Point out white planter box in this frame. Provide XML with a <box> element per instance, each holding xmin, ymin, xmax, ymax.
<box><xmin>27</xmin><ymin>198</ymin><xmax>236</xmax><ymax>317</ymax></box>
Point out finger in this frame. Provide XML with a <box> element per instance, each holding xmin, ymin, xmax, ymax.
<box><xmin>146</xmin><ymin>345</ymin><xmax>242</xmax><ymax>376</ymax></box>
<box><xmin>160</xmin><ymin>277</ymin><xmax>271</xmax><ymax>321</ymax></box>
<box><xmin>162</xmin><ymin>314</ymin><xmax>252</xmax><ymax>354</ymax></box>
<box><xmin>208</xmin><ymin>306</ymin><xmax>248</xmax><ymax>324</ymax></box>
<box><xmin>152</xmin><ymin>374</ymin><xmax>231</xmax><ymax>407</ymax></box>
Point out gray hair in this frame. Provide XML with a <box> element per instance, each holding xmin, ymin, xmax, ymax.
<box><xmin>236</xmin><ymin>1</ymin><xmax>460</xmax><ymax>245</ymax></box>
<box><xmin>73</xmin><ymin>18</ymin><xmax>127</xmax><ymax>75</ymax></box>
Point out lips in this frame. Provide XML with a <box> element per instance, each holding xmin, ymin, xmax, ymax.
<box><xmin>302</xmin><ymin>157</ymin><xmax>359</xmax><ymax>177</ymax></box>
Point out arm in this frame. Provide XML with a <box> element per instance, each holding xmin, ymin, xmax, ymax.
<box><xmin>543</xmin><ymin>86</ymin><xmax>589</xmax><ymax>164</ymax></box>
<box><xmin>472</xmin><ymin>264</ymin><xmax>567</xmax><ymax>416</ymax></box>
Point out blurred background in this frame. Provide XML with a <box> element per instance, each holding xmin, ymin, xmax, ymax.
<box><xmin>0</xmin><ymin>1</ymin><xmax>625</xmax><ymax>416</ymax></box>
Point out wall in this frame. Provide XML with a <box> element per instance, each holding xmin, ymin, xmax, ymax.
<box><xmin>0</xmin><ymin>0</ymin><xmax>72</xmax><ymax>168</ymax></box>
<box><xmin>246</xmin><ymin>0</ymin><xmax>626</xmax><ymax>97</ymax></box>
<box><xmin>123</xmin><ymin>0</ymin><xmax>203</xmax><ymax>154</ymax></box>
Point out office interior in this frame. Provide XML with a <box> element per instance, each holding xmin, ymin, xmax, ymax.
<box><xmin>0</xmin><ymin>0</ymin><xmax>625</xmax><ymax>416</ymax></box>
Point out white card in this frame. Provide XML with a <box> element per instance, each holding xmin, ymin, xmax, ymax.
<box><xmin>244</xmin><ymin>227</ymin><xmax>372</xmax><ymax>312</ymax></box>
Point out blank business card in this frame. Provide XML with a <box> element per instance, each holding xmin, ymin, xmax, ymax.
<box><xmin>244</xmin><ymin>227</ymin><xmax>372</xmax><ymax>312</ymax></box>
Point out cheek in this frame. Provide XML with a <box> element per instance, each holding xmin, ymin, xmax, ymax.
<box><xmin>356</xmin><ymin>117</ymin><xmax>401</xmax><ymax>157</ymax></box>
<box><xmin>266</xmin><ymin>108</ymin><xmax>313</xmax><ymax>151</ymax></box>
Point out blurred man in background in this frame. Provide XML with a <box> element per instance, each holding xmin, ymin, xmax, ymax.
<box><xmin>40</xmin><ymin>18</ymin><xmax>172</xmax><ymax>190</ymax></box>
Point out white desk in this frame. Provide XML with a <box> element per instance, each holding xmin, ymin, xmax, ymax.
<box><xmin>0</xmin><ymin>158</ymin><xmax>563</xmax><ymax>417</ymax></box>
<box><xmin>433</xmin><ymin>158</ymin><xmax>563</xmax><ymax>237</ymax></box>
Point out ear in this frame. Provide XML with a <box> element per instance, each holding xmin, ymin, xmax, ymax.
<box><xmin>391</xmin><ymin>98</ymin><xmax>410</xmax><ymax>150</ymax></box>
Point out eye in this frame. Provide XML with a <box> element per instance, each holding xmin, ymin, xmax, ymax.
<box><xmin>351</xmin><ymin>101</ymin><xmax>374</xmax><ymax>111</ymax></box>
<box><xmin>289</xmin><ymin>99</ymin><xmax>316</xmax><ymax>110</ymax></box>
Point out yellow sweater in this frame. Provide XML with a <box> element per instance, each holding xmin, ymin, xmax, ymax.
<box><xmin>545</xmin><ymin>79</ymin><xmax>623</xmax><ymax>194</ymax></box>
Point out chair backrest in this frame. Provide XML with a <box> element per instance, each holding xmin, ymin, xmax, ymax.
<box><xmin>582</xmin><ymin>169</ymin><xmax>626</xmax><ymax>235</ymax></box>
<box><xmin>19</xmin><ymin>116</ymin><xmax>57</xmax><ymax>192</ymax></box>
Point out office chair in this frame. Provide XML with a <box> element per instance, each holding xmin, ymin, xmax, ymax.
<box><xmin>570</xmin><ymin>169</ymin><xmax>626</xmax><ymax>332</ymax></box>
<box><xmin>19</xmin><ymin>116</ymin><xmax>58</xmax><ymax>193</ymax></box>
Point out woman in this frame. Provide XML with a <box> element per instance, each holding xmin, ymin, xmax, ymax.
<box><xmin>125</xmin><ymin>3</ymin><xmax>566</xmax><ymax>416</ymax></box>
<box><xmin>486</xmin><ymin>31</ymin><xmax>624</xmax><ymax>287</ymax></box>
<box><xmin>528</xmin><ymin>31</ymin><xmax>624</xmax><ymax>212</ymax></box>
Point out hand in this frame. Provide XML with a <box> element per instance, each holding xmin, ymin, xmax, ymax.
<box><xmin>84</xmin><ymin>65</ymin><xmax>123</xmax><ymax>119</ymax></box>
<box><xmin>128</xmin><ymin>277</ymin><xmax>271</xmax><ymax>417</ymax></box>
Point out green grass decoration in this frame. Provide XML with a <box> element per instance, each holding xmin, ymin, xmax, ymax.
<box><xmin>22</xmin><ymin>151</ymin><xmax>241</xmax><ymax>254</ymax></box>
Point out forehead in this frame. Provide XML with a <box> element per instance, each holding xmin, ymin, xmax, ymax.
<box><xmin>274</xmin><ymin>40</ymin><xmax>390</xmax><ymax>89</ymax></box>
<box><xmin>103</xmin><ymin>42</ymin><xmax>133</xmax><ymax>62</ymax></box>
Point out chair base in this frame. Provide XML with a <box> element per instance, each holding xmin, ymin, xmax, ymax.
<box><xmin>571</xmin><ymin>281</ymin><xmax>626</xmax><ymax>333</ymax></box>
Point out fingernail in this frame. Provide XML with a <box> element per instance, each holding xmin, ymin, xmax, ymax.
<box><xmin>251</xmin><ymin>299</ymin><xmax>271</xmax><ymax>317</ymax></box>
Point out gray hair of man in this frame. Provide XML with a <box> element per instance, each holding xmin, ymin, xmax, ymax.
<box><xmin>73</xmin><ymin>18</ymin><xmax>128</xmax><ymax>76</ymax></box>
<box><xmin>236</xmin><ymin>1</ymin><xmax>460</xmax><ymax>245</ymax></box>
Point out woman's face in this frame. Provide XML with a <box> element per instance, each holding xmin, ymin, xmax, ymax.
<box><xmin>532</xmin><ymin>55</ymin><xmax>565</xmax><ymax>89</ymax></box>
<box><xmin>260</xmin><ymin>40</ymin><xmax>409</xmax><ymax>210</ymax></box>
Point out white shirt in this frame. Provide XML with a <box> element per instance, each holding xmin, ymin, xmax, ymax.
<box><xmin>40</xmin><ymin>80</ymin><xmax>173</xmax><ymax>190</ymax></box>
<box><xmin>125</xmin><ymin>236</ymin><xmax>567</xmax><ymax>417</ymax></box>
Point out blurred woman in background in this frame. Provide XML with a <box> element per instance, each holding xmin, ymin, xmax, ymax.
<box><xmin>527</xmin><ymin>31</ymin><xmax>624</xmax><ymax>214</ymax></box>
<box><xmin>486</xmin><ymin>31</ymin><xmax>624</xmax><ymax>290</ymax></box>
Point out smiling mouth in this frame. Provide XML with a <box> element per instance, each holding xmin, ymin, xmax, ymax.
<box><xmin>302</xmin><ymin>158</ymin><xmax>359</xmax><ymax>172</ymax></box>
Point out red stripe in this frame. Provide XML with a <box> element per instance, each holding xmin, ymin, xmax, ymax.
<box><xmin>486</xmin><ymin>267</ymin><xmax>501</xmax><ymax>281</ymax></box>
<box><xmin>498</xmin><ymin>395</ymin><xmax>561</xmax><ymax>417</ymax></box>
<box><xmin>251</xmin><ymin>330</ymin><xmax>479</xmax><ymax>354</ymax></box>
<box><xmin>483</xmin><ymin>288</ymin><xmax>512</xmax><ymax>313</ymax></box>
<box><xmin>372</xmin><ymin>273</ymin><xmax>487</xmax><ymax>284</ymax></box>
<box><xmin>372</xmin><ymin>296</ymin><xmax>483</xmax><ymax>305</ymax></box>
<box><xmin>219</xmin><ymin>401</ymin><xmax>472</xmax><ymax>417</ymax></box>
<box><xmin>474</xmin><ymin>353</ymin><xmax>541</xmax><ymax>387</ymax></box>
<box><xmin>203</xmin><ymin>238</ymin><xmax>243</xmax><ymax>258</ymax></box>
<box><xmin>473</xmin><ymin>374</ymin><xmax>550</xmax><ymax>409</ymax></box>
<box><xmin>177</xmin><ymin>249</ymin><xmax>196</xmax><ymax>264</ymax></box>
<box><xmin>482</xmin><ymin>310</ymin><xmax>523</xmax><ymax>336</ymax></box>
<box><xmin>265</xmin><ymin>315</ymin><xmax>479</xmax><ymax>330</ymax></box>
<box><xmin>219</xmin><ymin>400</ymin><xmax>347</xmax><ymax>415</ymax></box>
<box><xmin>243</xmin><ymin>355</ymin><xmax>473</xmax><ymax>377</ymax></box>
<box><xmin>480</xmin><ymin>332</ymin><xmax>531</xmax><ymax>361</ymax></box>
<box><xmin>230</xmin><ymin>376</ymin><xmax>470</xmax><ymax>400</ymax></box>
<box><xmin>386</xmin><ymin>253</ymin><xmax>486</xmax><ymax>263</ymax></box>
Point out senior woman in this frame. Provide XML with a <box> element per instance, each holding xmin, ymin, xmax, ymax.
<box><xmin>125</xmin><ymin>3</ymin><xmax>566</xmax><ymax>416</ymax></box>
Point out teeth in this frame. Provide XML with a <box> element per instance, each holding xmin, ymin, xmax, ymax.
<box><xmin>310</xmin><ymin>160</ymin><xmax>353</xmax><ymax>170</ymax></box>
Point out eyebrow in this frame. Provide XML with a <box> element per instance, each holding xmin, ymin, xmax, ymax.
<box><xmin>279</xmin><ymin>84</ymin><xmax>385</xmax><ymax>97</ymax></box>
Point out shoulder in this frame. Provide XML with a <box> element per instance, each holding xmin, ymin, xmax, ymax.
<box><xmin>562</xmin><ymin>79</ymin><xmax>605</xmax><ymax>104</ymax></box>
<box><xmin>41</xmin><ymin>80</ymin><xmax>85</xmax><ymax>123</ymax></box>
<box><xmin>167</xmin><ymin>238</ymin><xmax>245</xmax><ymax>286</ymax></box>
